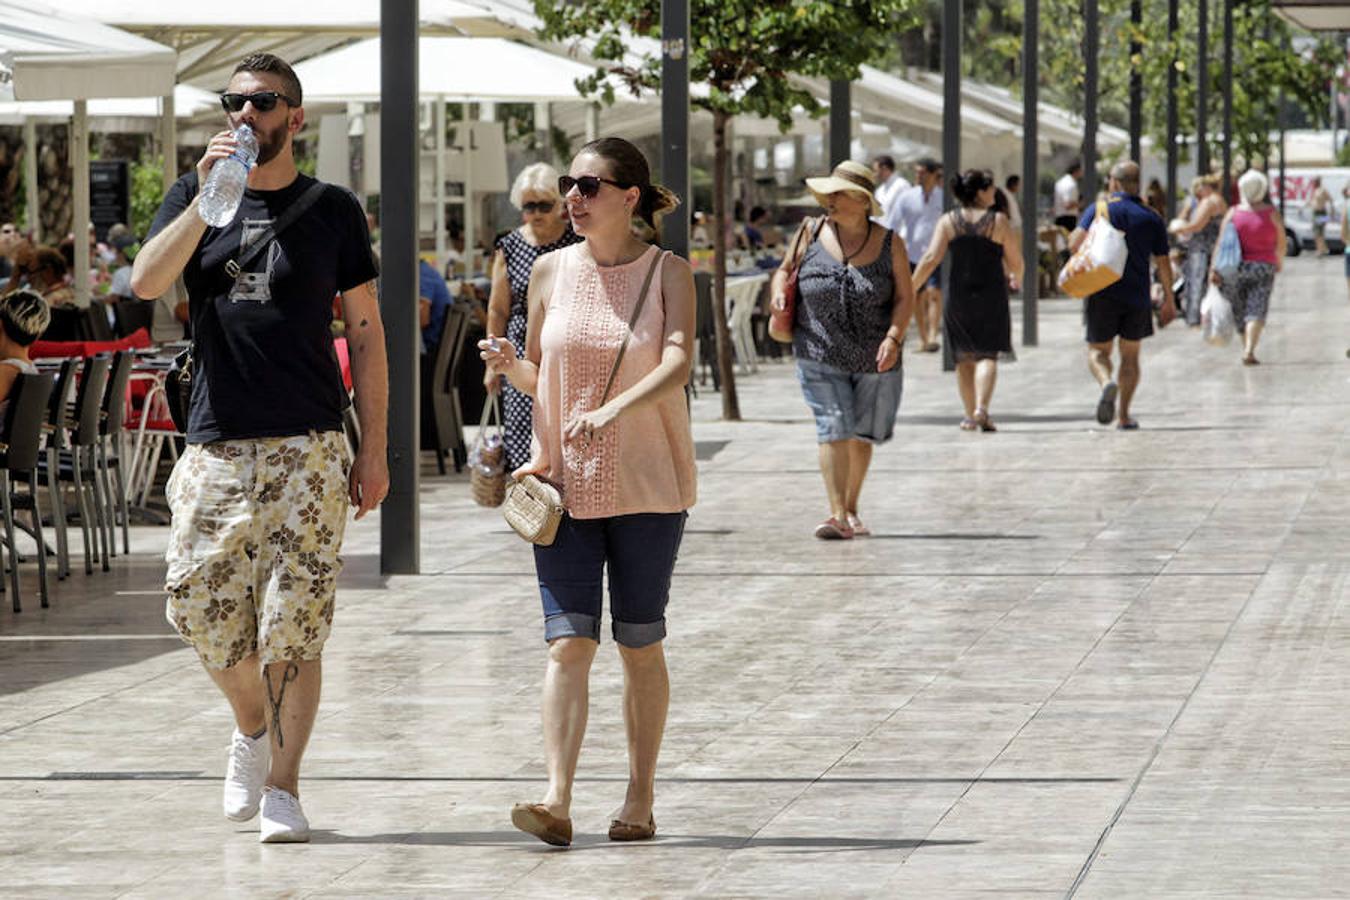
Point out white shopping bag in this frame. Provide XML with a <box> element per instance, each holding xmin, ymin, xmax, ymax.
<box><xmin>1200</xmin><ymin>283</ymin><xmax>1236</xmax><ymax>346</ymax></box>
<box><xmin>1058</xmin><ymin>198</ymin><xmax>1129</xmax><ymax>299</ymax></box>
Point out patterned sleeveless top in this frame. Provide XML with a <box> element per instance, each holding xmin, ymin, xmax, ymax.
<box><xmin>529</xmin><ymin>244</ymin><xmax>697</xmax><ymax>519</ymax></box>
<box><xmin>792</xmin><ymin>226</ymin><xmax>896</xmax><ymax>373</ymax></box>
<box><xmin>497</xmin><ymin>226</ymin><xmax>583</xmax><ymax>316</ymax></box>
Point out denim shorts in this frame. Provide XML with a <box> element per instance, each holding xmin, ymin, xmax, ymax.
<box><xmin>796</xmin><ymin>358</ymin><xmax>904</xmax><ymax>444</ymax></box>
<box><xmin>533</xmin><ymin>512</ymin><xmax>688</xmax><ymax>647</ymax></box>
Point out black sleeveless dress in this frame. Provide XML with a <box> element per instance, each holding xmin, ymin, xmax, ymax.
<box><xmin>944</xmin><ymin>209</ymin><xmax>1012</xmax><ymax>360</ymax></box>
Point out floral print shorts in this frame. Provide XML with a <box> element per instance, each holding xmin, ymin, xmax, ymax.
<box><xmin>164</xmin><ymin>431</ymin><xmax>351</xmax><ymax>670</ymax></box>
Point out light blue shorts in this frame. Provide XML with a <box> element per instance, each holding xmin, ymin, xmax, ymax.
<box><xmin>796</xmin><ymin>358</ymin><xmax>904</xmax><ymax>444</ymax></box>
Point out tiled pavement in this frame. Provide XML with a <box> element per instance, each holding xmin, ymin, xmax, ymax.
<box><xmin>3</xmin><ymin>255</ymin><xmax>1350</xmax><ymax>897</ymax></box>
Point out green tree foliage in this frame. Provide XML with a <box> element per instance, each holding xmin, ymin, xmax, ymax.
<box><xmin>947</xmin><ymin>0</ymin><xmax>1336</xmax><ymax>173</ymax></box>
<box><xmin>535</xmin><ymin>0</ymin><xmax>921</xmax><ymax>421</ymax></box>
<box><xmin>130</xmin><ymin>158</ymin><xmax>167</xmax><ymax>240</ymax></box>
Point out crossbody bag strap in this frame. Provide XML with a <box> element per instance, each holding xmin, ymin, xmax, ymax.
<box><xmin>599</xmin><ymin>248</ymin><xmax>667</xmax><ymax>407</ymax></box>
<box><xmin>224</xmin><ymin>180</ymin><xmax>329</xmax><ymax>278</ymax></box>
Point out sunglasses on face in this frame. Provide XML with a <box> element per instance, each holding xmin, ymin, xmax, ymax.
<box><xmin>220</xmin><ymin>91</ymin><xmax>297</xmax><ymax>113</ymax></box>
<box><xmin>558</xmin><ymin>175</ymin><xmax>629</xmax><ymax>199</ymax></box>
<box><xmin>521</xmin><ymin>201</ymin><xmax>556</xmax><ymax>214</ymax></box>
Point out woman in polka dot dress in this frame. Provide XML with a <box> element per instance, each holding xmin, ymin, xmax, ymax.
<box><xmin>485</xmin><ymin>163</ymin><xmax>583</xmax><ymax>470</ymax></box>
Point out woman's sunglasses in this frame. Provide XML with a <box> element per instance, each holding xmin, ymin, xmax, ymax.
<box><xmin>220</xmin><ymin>91</ymin><xmax>298</xmax><ymax>113</ymax></box>
<box><xmin>521</xmin><ymin>201</ymin><xmax>556</xmax><ymax>214</ymax></box>
<box><xmin>558</xmin><ymin>175</ymin><xmax>629</xmax><ymax>198</ymax></box>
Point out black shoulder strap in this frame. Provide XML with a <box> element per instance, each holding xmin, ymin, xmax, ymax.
<box><xmin>225</xmin><ymin>180</ymin><xmax>328</xmax><ymax>278</ymax></box>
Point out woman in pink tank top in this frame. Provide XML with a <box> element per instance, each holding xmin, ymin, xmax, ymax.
<box><xmin>1210</xmin><ymin>169</ymin><xmax>1286</xmax><ymax>365</ymax></box>
<box><xmin>480</xmin><ymin>138</ymin><xmax>696</xmax><ymax>848</ymax></box>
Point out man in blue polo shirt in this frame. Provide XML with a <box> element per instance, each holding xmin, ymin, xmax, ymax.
<box><xmin>1069</xmin><ymin>161</ymin><xmax>1176</xmax><ymax>429</ymax></box>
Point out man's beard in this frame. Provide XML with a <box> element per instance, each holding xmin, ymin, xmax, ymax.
<box><xmin>254</xmin><ymin>121</ymin><xmax>290</xmax><ymax>166</ymax></box>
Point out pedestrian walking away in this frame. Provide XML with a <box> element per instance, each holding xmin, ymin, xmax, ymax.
<box><xmin>773</xmin><ymin>160</ymin><xmax>915</xmax><ymax>540</ymax></box>
<box><xmin>131</xmin><ymin>53</ymin><xmax>389</xmax><ymax>844</ymax></box>
<box><xmin>911</xmin><ymin>169</ymin><xmax>1023</xmax><ymax>433</ymax></box>
<box><xmin>1171</xmin><ymin>175</ymin><xmax>1227</xmax><ymax>327</ymax></box>
<box><xmin>479</xmin><ymin>137</ymin><xmax>696</xmax><ymax>848</ymax></box>
<box><xmin>1068</xmin><ymin>160</ymin><xmax>1176</xmax><ymax>430</ymax></box>
<box><xmin>1211</xmin><ymin>169</ymin><xmax>1286</xmax><ymax>366</ymax></box>
<box><xmin>484</xmin><ymin>163</ymin><xmax>582</xmax><ymax>471</ymax></box>
<box><xmin>884</xmin><ymin>157</ymin><xmax>943</xmax><ymax>352</ymax></box>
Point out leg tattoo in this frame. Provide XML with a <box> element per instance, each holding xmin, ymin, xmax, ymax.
<box><xmin>264</xmin><ymin>662</ymin><xmax>300</xmax><ymax>749</ymax></box>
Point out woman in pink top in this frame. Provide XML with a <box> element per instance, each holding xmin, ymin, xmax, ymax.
<box><xmin>480</xmin><ymin>138</ymin><xmax>696</xmax><ymax>848</ymax></box>
<box><xmin>1211</xmin><ymin>169</ymin><xmax>1286</xmax><ymax>365</ymax></box>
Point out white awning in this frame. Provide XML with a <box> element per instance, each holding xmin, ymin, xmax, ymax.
<box><xmin>294</xmin><ymin>37</ymin><xmax>597</xmax><ymax>103</ymax></box>
<box><xmin>0</xmin><ymin>83</ymin><xmax>216</xmax><ymax>124</ymax></box>
<box><xmin>0</xmin><ymin>1</ymin><xmax>175</xmax><ymax>101</ymax></box>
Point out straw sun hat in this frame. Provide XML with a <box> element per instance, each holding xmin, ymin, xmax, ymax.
<box><xmin>805</xmin><ymin>160</ymin><xmax>882</xmax><ymax>216</ymax></box>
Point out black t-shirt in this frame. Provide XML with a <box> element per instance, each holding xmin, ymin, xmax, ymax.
<box><xmin>147</xmin><ymin>173</ymin><xmax>378</xmax><ymax>443</ymax></box>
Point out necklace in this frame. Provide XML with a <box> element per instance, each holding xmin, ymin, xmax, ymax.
<box><xmin>833</xmin><ymin>219</ymin><xmax>873</xmax><ymax>266</ymax></box>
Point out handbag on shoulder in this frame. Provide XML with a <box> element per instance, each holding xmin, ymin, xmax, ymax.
<box><xmin>1058</xmin><ymin>198</ymin><xmax>1128</xmax><ymax>299</ymax></box>
<box><xmin>164</xmin><ymin>346</ymin><xmax>194</xmax><ymax>433</ymax></box>
<box><xmin>502</xmin><ymin>248</ymin><xmax>667</xmax><ymax>546</ymax></box>
<box><xmin>769</xmin><ymin>216</ymin><xmax>826</xmax><ymax>343</ymax></box>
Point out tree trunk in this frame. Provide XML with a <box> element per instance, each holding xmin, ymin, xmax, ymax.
<box><xmin>711</xmin><ymin>110</ymin><xmax>741</xmax><ymax>421</ymax></box>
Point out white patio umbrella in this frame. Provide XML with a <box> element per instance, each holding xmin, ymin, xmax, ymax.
<box><xmin>1</xmin><ymin>0</ymin><xmax>175</xmax><ymax>304</ymax></box>
<box><xmin>294</xmin><ymin>36</ymin><xmax>599</xmax><ymax>265</ymax></box>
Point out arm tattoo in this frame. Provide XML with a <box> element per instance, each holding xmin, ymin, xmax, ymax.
<box><xmin>359</xmin><ymin>319</ymin><xmax>369</xmax><ymax>328</ymax></box>
<box><xmin>264</xmin><ymin>662</ymin><xmax>300</xmax><ymax>749</ymax></box>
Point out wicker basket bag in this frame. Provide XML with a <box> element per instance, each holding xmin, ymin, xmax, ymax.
<box><xmin>469</xmin><ymin>395</ymin><xmax>507</xmax><ymax>508</ymax></box>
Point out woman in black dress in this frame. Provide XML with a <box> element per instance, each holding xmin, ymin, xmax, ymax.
<box><xmin>484</xmin><ymin>163</ymin><xmax>583</xmax><ymax>470</ymax></box>
<box><xmin>911</xmin><ymin>169</ymin><xmax>1024</xmax><ymax>432</ymax></box>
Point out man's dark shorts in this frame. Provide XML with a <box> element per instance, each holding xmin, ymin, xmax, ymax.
<box><xmin>1085</xmin><ymin>294</ymin><xmax>1154</xmax><ymax>344</ymax></box>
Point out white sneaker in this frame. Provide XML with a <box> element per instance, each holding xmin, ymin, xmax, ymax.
<box><xmin>259</xmin><ymin>786</ymin><xmax>310</xmax><ymax>843</ymax></box>
<box><xmin>222</xmin><ymin>729</ymin><xmax>270</xmax><ymax>822</ymax></box>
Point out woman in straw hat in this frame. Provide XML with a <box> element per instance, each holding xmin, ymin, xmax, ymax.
<box><xmin>911</xmin><ymin>168</ymin><xmax>1023</xmax><ymax>432</ymax></box>
<box><xmin>771</xmin><ymin>160</ymin><xmax>916</xmax><ymax>540</ymax></box>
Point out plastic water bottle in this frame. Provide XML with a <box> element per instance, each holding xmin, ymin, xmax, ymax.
<box><xmin>198</xmin><ymin>124</ymin><xmax>258</xmax><ymax>227</ymax></box>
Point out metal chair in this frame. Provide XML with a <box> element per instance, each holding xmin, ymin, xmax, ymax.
<box><xmin>113</xmin><ymin>300</ymin><xmax>154</xmax><ymax>338</ymax></box>
<box><xmin>0</xmin><ymin>373</ymin><xmax>56</xmax><ymax>611</ymax></box>
<box><xmin>42</xmin><ymin>356</ymin><xmax>110</xmax><ymax>575</ymax></box>
<box><xmin>41</xmin><ymin>358</ymin><xmax>78</xmax><ymax>580</ymax></box>
<box><xmin>422</xmin><ymin>306</ymin><xmax>468</xmax><ymax>474</ymax></box>
<box><xmin>97</xmin><ymin>351</ymin><xmax>133</xmax><ymax>557</ymax></box>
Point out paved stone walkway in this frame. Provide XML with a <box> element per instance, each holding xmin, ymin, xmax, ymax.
<box><xmin>3</xmin><ymin>255</ymin><xmax>1350</xmax><ymax>898</ymax></box>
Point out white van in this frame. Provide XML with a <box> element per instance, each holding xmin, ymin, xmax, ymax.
<box><xmin>1270</xmin><ymin>168</ymin><xmax>1349</xmax><ymax>255</ymax></box>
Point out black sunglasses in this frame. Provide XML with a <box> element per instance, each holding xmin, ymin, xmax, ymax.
<box><xmin>521</xmin><ymin>201</ymin><xmax>556</xmax><ymax>214</ymax></box>
<box><xmin>558</xmin><ymin>175</ymin><xmax>629</xmax><ymax>198</ymax></box>
<box><xmin>220</xmin><ymin>91</ymin><xmax>298</xmax><ymax>113</ymax></box>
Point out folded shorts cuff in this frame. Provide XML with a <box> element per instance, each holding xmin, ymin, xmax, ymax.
<box><xmin>613</xmin><ymin>618</ymin><xmax>667</xmax><ymax>649</ymax></box>
<box><xmin>544</xmin><ymin>612</ymin><xmax>600</xmax><ymax>644</ymax></box>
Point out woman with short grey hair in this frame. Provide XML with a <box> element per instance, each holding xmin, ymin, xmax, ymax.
<box><xmin>485</xmin><ymin>163</ymin><xmax>582</xmax><ymax>470</ymax></box>
<box><xmin>1211</xmin><ymin>169</ymin><xmax>1286</xmax><ymax>366</ymax></box>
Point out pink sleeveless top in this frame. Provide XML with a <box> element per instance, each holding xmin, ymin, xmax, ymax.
<box><xmin>1231</xmin><ymin>206</ymin><xmax>1278</xmax><ymax>264</ymax></box>
<box><xmin>527</xmin><ymin>243</ymin><xmax>697</xmax><ymax>519</ymax></box>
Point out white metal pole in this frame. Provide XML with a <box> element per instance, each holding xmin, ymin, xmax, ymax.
<box><xmin>435</xmin><ymin>97</ymin><xmax>446</xmax><ymax>269</ymax></box>
<box><xmin>586</xmin><ymin>103</ymin><xmax>600</xmax><ymax>143</ymax></box>
<box><xmin>161</xmin><ymin>92</ymin><xmax>178</xmax><ymax>193</ymax></box>
<box><xmin>463</xmin><ymin>101</ymin><xmax>475</xmax><ymax>273</ymax></box>
<box><xmin>73</xmin><ymin>101</ymin><xmax>90</xmax><ymax>305</ymax></box>
<box><xmin>23</xmin><ymin>118</ymin><xmax>39</xmax><ymax>242</ymax></box>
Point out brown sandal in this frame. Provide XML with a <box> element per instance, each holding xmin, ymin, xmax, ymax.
<box><xmin>511</xmin><ymin>803</ymin><xmax>573</xmax><ymax>847</ymax></box>
<box><xmin>608</xmin><ymin>816</ymin><xmax>656</xmax><ymax>842</ymax></box>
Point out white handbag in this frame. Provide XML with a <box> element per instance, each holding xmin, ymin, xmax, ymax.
<box><xmin>1059</xmin><ymin>198</ymin><xmax>1129</xmax><ymax>299</ymax></box>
